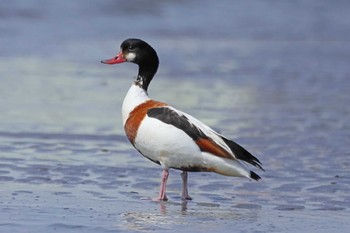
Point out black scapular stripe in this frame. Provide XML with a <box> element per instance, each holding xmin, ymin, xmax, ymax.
<box><xmin>147</xmin><ymin>107</ymin><xmax>207</xmax><ymax>141</ymax></box>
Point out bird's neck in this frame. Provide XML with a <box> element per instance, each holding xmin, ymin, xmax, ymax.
<box><xmin>135</xmin><ymin>58</ymin><xmax>159</xmax><ymax>91</ymax></box>
<box><xmin>134</xmin><ymin>74</ymin><xmax>153</xmax><ymax>92</ymax></box>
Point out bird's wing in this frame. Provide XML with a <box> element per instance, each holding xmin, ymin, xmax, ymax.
<box><xmin>147</xmin><ymin>106</ymin><xmax>264</xmax><ymax>170</ymax></box>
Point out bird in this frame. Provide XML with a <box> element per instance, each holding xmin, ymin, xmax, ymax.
<box><xmin>101</xmin><ymin>38</ymin><xmax>264</xmax><ymax>201</ymax></box>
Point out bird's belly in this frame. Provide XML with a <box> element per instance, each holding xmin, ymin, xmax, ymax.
<box><xmin>133</xmin><ymin>117</ymin><xmax>206</xmax><ymax>170</ymax></box>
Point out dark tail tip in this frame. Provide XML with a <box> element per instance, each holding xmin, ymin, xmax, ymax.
<box><xmin>250</xmin><ymin>171</ymin><xmax>261</xmax><ymax>181</ymax></box>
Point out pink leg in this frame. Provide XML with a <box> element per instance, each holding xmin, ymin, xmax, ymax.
<box><xmin>181</xmin><ymin>171</ymin><xmax>192</xmax><ymax>200</ymax></box>
<box><xmin>153</xmin><ymin>169</ymin><xmax>169</xmax><ymax>201</ymax></box>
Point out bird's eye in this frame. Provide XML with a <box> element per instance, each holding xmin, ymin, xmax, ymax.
<box><xmin>128</xmin><ymin>46</ymin><xmax>135</xmax><ymax>51</ymax></box>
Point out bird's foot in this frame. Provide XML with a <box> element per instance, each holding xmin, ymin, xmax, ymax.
<box><xmin>181</xmin><ymin>195</ymin><xmax>192</xmax><ymax>201</ymax></box>
<box><xmin>152</xmin><ymin>195</ymin><xmax>168</xmax><ymax>202</ymax></box>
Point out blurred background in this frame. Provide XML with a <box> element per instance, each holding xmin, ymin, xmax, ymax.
<box><xmin>1</xmin><ymin>0</ymin><xmax>349</xmax><ymax>135</ymax></box>
<box><xmin>1</xmin><ymin>1</ymin><xmax>350</xmax><ymax>232</ymax></box>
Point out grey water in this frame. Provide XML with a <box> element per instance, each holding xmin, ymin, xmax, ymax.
<box><xmin>1</xmin><ymin>1</ymin><xmax>350</xmax><ymax>232</ymax></box>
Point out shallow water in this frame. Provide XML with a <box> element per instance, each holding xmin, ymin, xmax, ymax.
<box><xmin>1</xmin><ymin>1</ymin><xmax>350</xmax><ymax>232</ymax></box>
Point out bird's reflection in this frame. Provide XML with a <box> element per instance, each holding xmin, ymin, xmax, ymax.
<box><xmin>159</xmin><ymin>200</ymin><xmax>188</xmax><ymax>215</ymax></box>
<box><xmin>120</xmin><ymin>200</ymin><xmax>189</xmax><ymax>231</ymax></box>
<box><xmin>120</xmin><ymin>199</ymin><xmax>257</xmax><ymax>232</ymax></box>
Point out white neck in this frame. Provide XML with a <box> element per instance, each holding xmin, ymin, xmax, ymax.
<box><xmin>122</xmin><ymin>83</ymin><xmax>150</xmax><ymax>126</ymax></box>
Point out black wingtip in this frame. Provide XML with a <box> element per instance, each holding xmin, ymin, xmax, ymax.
<box><xmin>250</xmin><ymin>171</ymin><xmax>261</xmax><ymax>181</ymax></box>
<box><xmin>255</xmin><ymin>162</ymin><xmax>265</xmax><ymax>172</ymax></box>
<box><xmin>221</xmin><ymin>137</ymin><xmax>265</xmax><ymax>171</ymax></box>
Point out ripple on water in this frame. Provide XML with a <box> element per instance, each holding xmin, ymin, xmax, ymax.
<box><xmin>273</xmin><ymin>183</ymin><xmax>304</xmax><ymax>192</ymax></box>
<box><xmin>233</xmin><ymin>203</ymin><xmax>262</xmax><ymax>210</ymax></box>
<box><xmin>17</xmin><ymin>176</ymin><xmax>52</xmax><ymax>184</ymax></box>
<box><xmin>52</xmin><ymin>191</ymin><xmax>72</xmax><ymax>196</ymax></box>
<box><xmin>12</xmin><ymin>190</ymin><xmax>33</xmax><ymax>194</ymax></box>
<box><xmin>315</xmin><ymin>206</ymin><xmax>346</xmax><ymax>211</ymax></box>
<box><xmin>274</xmin><ymin>204</ymin><xmax>305</xmax><ymax>211</ymax></box>
<box><xmin>0</xmin><ymin>176</ymin><xmax>14</xmax><ymax>182</ymax></box>
<box><xmin>48</xmin><ymin>223</ymin><xmax>86</xmax><ymax>230</ymax></box>
<box><xmin>309</xmin><ymin>182</ymin><xmax>350</xmax><ymax>193</ymax></box>
<box><xmin>131</xmin><ymin>181</ymin><xmax>158</xmax><ymax>190</ymax></box>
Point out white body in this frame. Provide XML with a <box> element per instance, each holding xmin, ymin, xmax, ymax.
<box><xmin>122</xmin><ymin>84</ymin><xmax>251</xmax><ymax>178</ymax></box>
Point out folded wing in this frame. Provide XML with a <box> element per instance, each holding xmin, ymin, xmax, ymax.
<box><xmin>147</xmin><ymin>106</ymin><xmax>264</xmax><ymax>171</ymax></box>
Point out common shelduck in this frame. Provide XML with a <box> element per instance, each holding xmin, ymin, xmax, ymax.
<box><xmin>101</xmin><ymin>38</ymin><xmax>264</xmax><ymax>201</ymax></box>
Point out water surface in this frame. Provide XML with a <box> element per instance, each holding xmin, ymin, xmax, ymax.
<box><xmin>1</xmin><ymin>1</ymin><xmax>349</xmax><ymax>232</ymax></box>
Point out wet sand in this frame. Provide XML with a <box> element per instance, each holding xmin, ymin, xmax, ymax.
<box><xmin>1</xmin><ymin>1</ymin><xmax>350</xmax><ymax>232</ymax></box>
<box><xmin>1</xmin><ymin>130</ymin><xmax>349</xmax><ymax>232</ymax></box>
